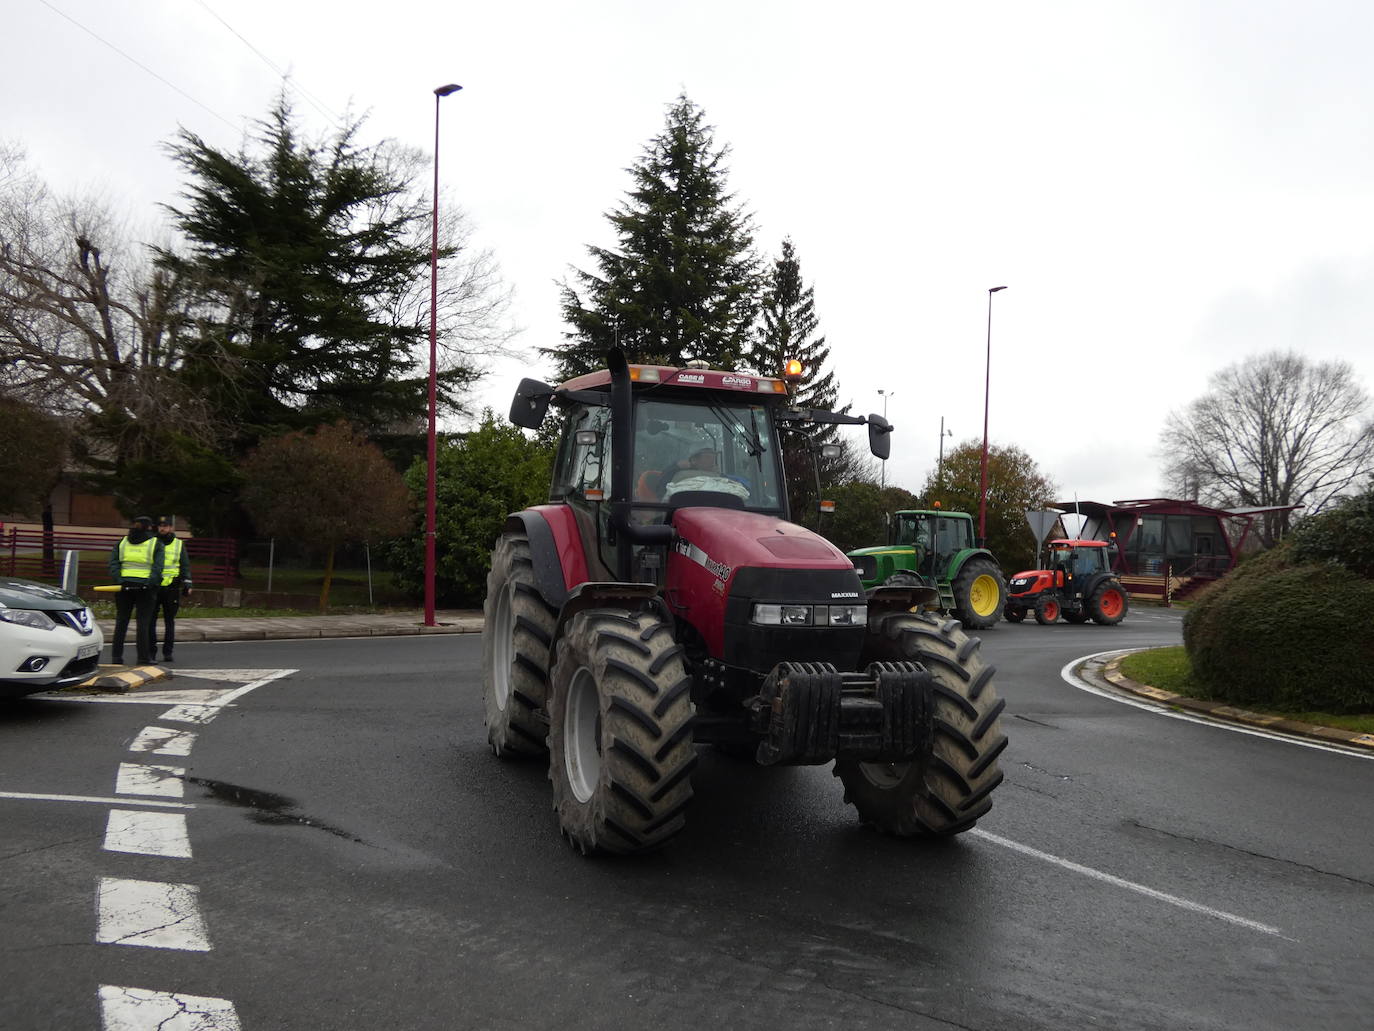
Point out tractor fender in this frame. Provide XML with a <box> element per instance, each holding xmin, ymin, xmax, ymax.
<box><xmin>946</xmin><ymin>547</ymin><xmax>999</xmax><ymax>580</ymax></box>
<box><xmin>503</xmin><ymin>506</ymin><xmax>592</xmax><ymax>608</ymax></box>
<box><xmin>866</xmin><ymin>583</ymin><xmax>941</xmax><ymax>620</ymax></box>
<box><xmin>551</xmin><ymin>582</ymin><xmax>664</xmax><ymax>645</ymax></box>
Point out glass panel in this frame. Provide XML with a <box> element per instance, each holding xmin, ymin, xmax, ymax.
<box><xmin>632</xmin><ymin>398</ymin><xmax>783</xmax><ymax>510</ymax></box>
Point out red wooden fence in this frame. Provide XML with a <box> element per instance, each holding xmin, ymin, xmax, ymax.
<box><xmin>2</xmin><ymin>527</ymin><xmax>238</xmax><ymax>590</ymax></box>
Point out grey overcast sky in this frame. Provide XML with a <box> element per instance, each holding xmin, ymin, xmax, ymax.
<box><xmin>9</xmin><ymin>0</ymin><xmax>1374</xmax><ymax>506</ymax></box>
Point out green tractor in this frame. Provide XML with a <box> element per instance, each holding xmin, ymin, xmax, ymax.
<box><xmin>848</xmin><ymin>509</ymin><xmax>1007</xmax><ymax>629</ymax></box>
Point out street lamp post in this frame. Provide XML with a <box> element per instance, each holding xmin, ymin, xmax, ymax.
<box><xmin>877</xmin><ymin>389</ymin><xmax>895</xmax><ymax>488</ymax></box>
<box><xmin>977</xmin><ymin>286</ymin><xmax>1007</xmax><ymax>547</ymax></box>
<box><xmin>937</xmin><ymin>416</ymin><xmax>952</xmax><ymax>491</ymax></box>
<box><xmin>425</xmin><ymin>83</ymin><xmax>462</xmax><ymax>627</ymax></box>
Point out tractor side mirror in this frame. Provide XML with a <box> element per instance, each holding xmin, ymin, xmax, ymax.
<box><xmin>867</xmin><ymin>414</ymin><xmax>892</xmax><ymax>460</ymax></box>
<box><xmin>509</xmin><ymin>378</ymin><xmax>555</xmax><ymax>429</ymax></box>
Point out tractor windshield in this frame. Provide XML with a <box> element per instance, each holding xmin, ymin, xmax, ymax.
<box><xmin>632</xmin><ymin>397</ymin><xmax>784</xmax><ymax>510</ymax></box>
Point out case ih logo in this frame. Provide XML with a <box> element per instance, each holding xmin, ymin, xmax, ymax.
<box><xmin>679</xmin><ymin>373</ymin><xmax>706</xmax><ymax>384</ymax></box>
<box><xmin>721</xmin><ymin>375</ymin><xmax>753</xmax><ymax>388</ymax></box>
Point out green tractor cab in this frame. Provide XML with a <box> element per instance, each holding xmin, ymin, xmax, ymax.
<box><xmin>848</xmin><ymin>509</ymin><xmax>1007</xmax><ymax>629</ymax></box>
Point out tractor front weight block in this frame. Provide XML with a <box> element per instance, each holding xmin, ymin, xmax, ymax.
<box><xmin>753</xmin><ymin>661</ymin><xmax>934</xmax><ymax>766</ymax></box>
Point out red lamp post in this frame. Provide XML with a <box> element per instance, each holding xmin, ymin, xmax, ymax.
<box><xmin>426</xmin><ymin>83</ymin><xmax>462</xmax><ymax>627</ymax></box>
<box><xmin>977</xmin><ymin>285</ymin><xmax>1007</xmax><ymax>547</ymax></box>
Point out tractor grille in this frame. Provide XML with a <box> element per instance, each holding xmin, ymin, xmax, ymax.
<box><xmin>852</xmin><ymin>556</ymin><xmax>877</xmax><ymax>580</ymax></box>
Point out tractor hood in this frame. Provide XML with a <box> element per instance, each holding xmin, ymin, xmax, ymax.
<box><xmin>670</xmin><ymin>508</ymin><xmax>854</xmax><ymax>575</ymax></box>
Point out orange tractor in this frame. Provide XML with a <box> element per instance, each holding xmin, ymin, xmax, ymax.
<box><xmin>1003</xmin><ymin>538</ymin><xmax>1130</xmax><ymax>625</ymax></box>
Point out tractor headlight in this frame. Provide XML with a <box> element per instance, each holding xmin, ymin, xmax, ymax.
<box><xmin>751</xmin><ymin>603</ymin><xmax>866</xmax><ymax>627</ymax></box>
<box><xmin>825</xmin><ymin>604</ymin><xmax>867</xmax><ymax>626</ymax></box>
<box><xmin>752</xmin><ymin>604</ymin><xmax>813</xmax><ymax>626</ymax></box>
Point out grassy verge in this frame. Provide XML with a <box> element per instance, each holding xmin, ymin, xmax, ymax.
<box><xmin>1119</xmin><ymin>646</ymin><xmax>1374</xmax><ymax>734</ymax></box>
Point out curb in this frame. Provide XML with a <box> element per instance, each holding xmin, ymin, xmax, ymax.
<box><xmin>75</xmin><ymin>664</ymin><xmax>172</xmax><ymax>694</ymax></box>
<box><xmin>1098</xmin><ymin>656</ymin><xmax>1374</xmax><ymax>752</ymax></box>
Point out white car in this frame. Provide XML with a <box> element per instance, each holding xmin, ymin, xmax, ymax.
<box><xmin>0</xmin><ymin>577</ymin><xmax>103</xmax><ymax>698</ymax></box>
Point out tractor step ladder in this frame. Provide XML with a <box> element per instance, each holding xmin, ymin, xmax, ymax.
<box><xmin>938</xmin><ymin>583</ymin><xmax>957</xmax><ymax>609</ymax></box>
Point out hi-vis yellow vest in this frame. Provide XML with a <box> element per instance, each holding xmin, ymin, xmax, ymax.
<box><xmin>159</xmin><ymin>537</ymin><xmax>185</xmax><ymax>587</ymax></box>
<box><xmin>118</xmin><ymin>537</ymin><xmax>157</xmax><ymax>583</ymax></box>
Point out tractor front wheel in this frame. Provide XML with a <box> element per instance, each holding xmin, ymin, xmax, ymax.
<box><xmin>548</xmin><ymin>609</ymin><xmax>696</xmax><ymax>855</ymax></box>
<box><xmin>950</xmin><ymin>557</ymin><xmax>1007</xmax><ymax>630</ymax></box>
<box><xmin>481</xmin><ymin>533</ymin><xmax>557</xmax><ymax>757</ymax></box>
<box><xmin>836</xmin><ymin>612</ymin><xmax>1007</xmax><ymax>836</ymax></box>
<box><xmin>1088</xmin><ymin>580</ymin><xmax>1130</xmax><ymax>625</ymax></box>
<box><xmin>1034</xmin><ymin>596</ymin><xmax>1060</xmax><ymax>624</ymax></box>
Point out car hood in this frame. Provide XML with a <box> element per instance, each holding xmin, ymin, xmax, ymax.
<box><xmin>0</xmin><ymin>577</ymin><xmax>88</xmax><ymax>611</ymax></box>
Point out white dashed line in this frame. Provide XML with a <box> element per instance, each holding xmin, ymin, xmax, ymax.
<box><xmin>116</xmin><ymin>762</ymin><xmax>186</xmax><ymax>798</ymax></box>
<box><xmin>0</xmin><ymin>791</ymin><xmax>193</xmax><ymax>809</ymax></box>
<box><xmin>96</xmin><ymin>877</ymin><xmax>212</xmax><ymax>951</ymax></box>
<box><xmin>104</xmin><ymin>810</ymin><xmax>193</xmax><ymax>859</ymax></box>
<box><xmin>130</xmin><ymin>726</ymin><xmax>198</xmax><ymax>756</ymax></box>
<box><xmin>98</xmin><ymin>984</ymin><xmax>240</xmax><ymax>1030</ymax></box>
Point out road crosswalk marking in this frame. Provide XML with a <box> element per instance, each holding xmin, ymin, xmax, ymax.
<box><xmin>96</xmin><ymin>877</ymin><xmax>211</xmax><ymax>951</ymax></box>
<box><xmin>104</xmin><ymin>809</ymin><xmax>192</xmax><ymax>859</ymax></box>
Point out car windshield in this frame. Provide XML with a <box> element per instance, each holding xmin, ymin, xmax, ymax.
<box><xmin>632</xmin><ymin>397</ymin><xmax>783</xmax><ymax>509</ymax></box>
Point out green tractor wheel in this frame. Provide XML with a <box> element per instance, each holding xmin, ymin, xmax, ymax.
<box><xmin>950</xmin><ymin>557</ymin><xmax>1007</xmax><ymax>630</ymax></box>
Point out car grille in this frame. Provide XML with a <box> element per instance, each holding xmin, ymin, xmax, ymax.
<box><xmin>53</xmin><ymin>608</ymin><xmax>94</xmax><ymax>635</ymax></box>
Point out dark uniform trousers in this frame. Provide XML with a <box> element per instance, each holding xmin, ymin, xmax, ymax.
<box><xmin>152</xmin><ymin>587</ymin><xmax>181</xmax><ymax>660</ymax></box>
<box><xmin>113</xmin><ymin>584</ymin><xmax>159</xmax><ymax>665</ymax></box>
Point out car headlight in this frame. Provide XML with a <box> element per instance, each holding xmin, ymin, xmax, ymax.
<box><xmin>752</xmin><ymin>603</ymin><xmax>866</xmax><ymax>627</ymax></box>
<box><xmin>0</xmin><ymin>608</ymin><xmax>56</xmax><ymax>631</ymax></box>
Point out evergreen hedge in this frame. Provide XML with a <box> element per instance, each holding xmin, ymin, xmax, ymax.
<box><xmin>1183</xmin><ymin>492</ymin><xmax>1374</xmax><ymax>714</ymax></box>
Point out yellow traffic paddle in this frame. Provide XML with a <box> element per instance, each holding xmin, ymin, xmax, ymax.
<box><xmin>94</xmin><ymin>585</ymin><xmax>123</xmax><ymax>593</ymax></box>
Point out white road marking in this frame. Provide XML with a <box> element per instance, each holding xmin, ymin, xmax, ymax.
<box><xmin>116</xmin><ymin>763</ymin><xmax>185</xmax><ymax>798</ymax></box>
<box><xmin>130</xmin><ymin>725</ymin><xmax>198</xmax><ymax>756</ymax></box>
<box><xmin>0</xmin><ymin>791</ymin><xmax>194</xmax><ymax>809</ymax></box>
<box><xmin>99</xmin><ymin>985</ymin><xmax>241</xmax><ymax>1031</ymax></box>
<box><xmin>1063</xmin><ymin>651</ymin><xmax>1374</xmax><ymax>761</ymax></box>
<box><xmin>96</xmin><ymin>877</ymin><xmax>212</xmax><ymax>951</ymax></box>
<box><xmin>104</xmin><ymin>810</ymin><xmax>192</xmax><ymax>859</ymax></box>
<box><xmin>971</xmin><ymin>828</ymin><xmax>1287</xmax><ymax>938</ymax></box>
<box><xmin>32</xmin><ymin>688</ymin><xmax>245</xmax><ymax>706</ymax></box>
<box><xmin>159</xmin><ymin>704</ymin><xmax>223</xmax><ymax>725</ymax></box>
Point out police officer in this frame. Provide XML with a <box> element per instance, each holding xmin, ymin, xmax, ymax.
<box><xmin>106</xmin><ymin>515</ymin><xmax>164</xmax><ymax>666</ymax></box>
<box><xmin>151</xmin><ymin>515</ymin><xmax>193</xmax><ymax>664</ymax></box>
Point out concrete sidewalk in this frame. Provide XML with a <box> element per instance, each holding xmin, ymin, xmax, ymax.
<box><xmin>97</xmin><ymin>609</ymin><xmax>485</xmax><ymax>643</ymax></box>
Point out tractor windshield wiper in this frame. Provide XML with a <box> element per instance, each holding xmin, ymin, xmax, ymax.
<box><xmin>711</xmin><ymin>404</ymin><xmax>765</xmax><ymax>458</ymax></box>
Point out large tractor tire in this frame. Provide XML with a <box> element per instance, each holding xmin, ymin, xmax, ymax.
<box><xmin>1087</xmin><ymin>579</ymin><xmax>1130</xmax><ymax>625</ymax></box>
<box><xmin>836</xmin><ymin>612</ymin><xmax>1007</xmax><ymax>837</ymax></box>
<box><xmin>481</xmin><ymin>533</ymin><xmax>558</xmax><ymax>758</ymax></box>
<box><xmin>548</xmin><ymin>609</ymin><xmax>697</xmax><ymax>855</ymax></box>
<box><xmin>950</xmin><ymin>557</ymin><xmax>1007</xmax><ymax>629</ymax></box>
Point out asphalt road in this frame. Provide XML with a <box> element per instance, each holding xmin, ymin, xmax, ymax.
<box><xmin>3</xmin><ymin>613</ymin><xmax>1372</xmax><ymax>1030</ymax></box>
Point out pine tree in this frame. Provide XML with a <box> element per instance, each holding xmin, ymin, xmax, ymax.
<box><xmin>550</xmin><ymin>95</ymin><xmax>760</xmax><ymax>380</ymax></box>
<box><xmin>748</xmin><ymin>238</ymin><xmax>859</xmax><ymax>523</ymax></box>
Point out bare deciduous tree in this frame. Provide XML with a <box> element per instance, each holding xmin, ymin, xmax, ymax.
<box><xmin>1160</xmin><ymin>351</ymin><xmax>1374</xmax><ymax>546</ymax></box>
<box><xmin>0</xmin><ymin>143</ymin><xmax>225</xmax><ymax>474</ymax></box>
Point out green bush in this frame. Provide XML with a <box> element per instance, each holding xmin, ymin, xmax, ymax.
<box><xmin>1184</xmin><ymin>540</ymin><xmax>1374</xmax><ymax>713</ymax></box>
<box><xmin>1289</xmin><ymin>490</ymin><xmax>1374</xmax><ymax>578</ymax></box>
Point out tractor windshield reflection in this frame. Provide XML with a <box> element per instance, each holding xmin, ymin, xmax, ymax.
<box><xmin>633</xmin><ymin>399</ymin><xmax>782</xmax><ymax>509</ymax></box>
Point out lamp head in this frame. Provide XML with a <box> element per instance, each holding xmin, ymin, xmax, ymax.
<box><xmin>989</xmin><ymin>285</ymin><xmax>1007</xmax><ymax>294</ymax></box>
<box><xmin>434</xmin><ymin>84</ymin><xmax>463</xmax><ymax>97</ymax></box>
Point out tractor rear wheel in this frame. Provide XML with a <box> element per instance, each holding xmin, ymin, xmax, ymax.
<box><xmin>836</xmin><ymin>612</ymin><xmax>1007</xmax><ymax>836</ymax></box>
<box><xmin>548</xmin><ymin>609</ymin><xmax>696</xmax><ymax>855</ymax></box>
<box><xmin>1088</xmin><ymin>580</ymin><xmax>1130</xmax><ymax>625</ymax></box>
<box><xmin>481</xmin><ymin>533</ymin><xmax>557</xmax><ymax>757</ymax></box>
<box><xmin>950</xmin><ymin>557</ymin><xmax>1006</xmax><ymax>630</ymax></box>
<box><xmin>1034</xmin><ymin>596</ymin><xmax>1060</xmax><ymax>624</ymax></box>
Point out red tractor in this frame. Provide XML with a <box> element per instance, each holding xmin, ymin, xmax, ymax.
<box><xmin>481</xmin><ymin>351</ymin><xmax>1008</xmax><ymax>855</ymax></box>
<box><xmin>1003</xmin><ymin>538</ymin><xmax>1130</xmax><ymax>626</ymax></box>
